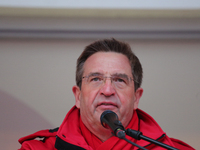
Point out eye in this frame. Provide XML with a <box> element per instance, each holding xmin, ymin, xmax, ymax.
<box><xmin>113</xmin><ymin>77</ymin><xmax>126</xmax><ymax>83</ymax></box>
<box><xmin>113</xmin><ymin>75</ymin><xmax>130</xmax><ymax>85</ymax></box>
<box><xmin>89</xmin><ymin>76</ymin><xmax>103</xmax><ymax>82</ymax></box>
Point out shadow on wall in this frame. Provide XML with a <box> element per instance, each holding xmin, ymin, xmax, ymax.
<box><xmin>0</xmin><ymin>90</ymin><xmax>53</xmax><ymax>150</ymax></box>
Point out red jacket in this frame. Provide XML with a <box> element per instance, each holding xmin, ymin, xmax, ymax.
<box><xmin>18</xmin><ymin>106</ymin><xmax>195</xmax><ymax>150</ymax></box>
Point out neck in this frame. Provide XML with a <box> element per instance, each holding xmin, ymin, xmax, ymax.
<box><xmin>93</xmin><ymin>127</ymin><xmax>113</xmax><ymax>142</ymax></box>
<box><xmin>80</xmin><ymin>117</ymin><xmax>113</xmax><ymax>142</ymax></box>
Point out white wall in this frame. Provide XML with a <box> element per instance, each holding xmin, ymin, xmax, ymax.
<box><xmin>0</xmin><ymin>38</ymin><xmax>199</xmax><ymax>149</ymax></box>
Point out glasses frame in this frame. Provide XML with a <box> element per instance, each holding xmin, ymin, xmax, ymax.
<box><xmin>82</xmin><ymin>73</ymin><xmax>136</xmax><ymax>89</ymax></box>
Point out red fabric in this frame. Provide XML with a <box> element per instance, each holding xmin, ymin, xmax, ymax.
<box><xmin>57</xmin><ymin>106</ymin><xmax>189</xmax><ymax>150</ymax></box>
<box><xmin>56</xmin><ymin>106</ymin><xmax>93</xmax><ymax>150</ymax></box>
<box><xmin>18</xmin><ymin>129</ymin><xmax>56</xmax><ymax>150</ymax></box>
<box><xmin>170</xmin><ymin>138</ymin><xmax>195</xmax><ymax>150</ymax></box>
<box><xmin>18</xmin><ymin>129</ymin><xmax>57</xmax><ymax>144</ymax></box>
<box><xmin>79</xmin><ymin>110</ymin><xmax>139</xmax><ymax>150</ymax></box>
<box><xmin>18</xmin><ymin>106</ymin><xmax>195</xmax><ymax>150</ymax></box>
<box><xmin>18</xmin><ymin>137</ymin><xmax>56</xmax><ymax>150</ymax></box>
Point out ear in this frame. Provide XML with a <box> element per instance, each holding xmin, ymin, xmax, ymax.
<box><xmin>133</xmin><ymin>88</ymin><xmax>143</xmax><ymax>110</ymax></box>
<box><xmin>72</xmin><ymin>85</ymin><xmax>81</xmax><ymax>109</ymax></box>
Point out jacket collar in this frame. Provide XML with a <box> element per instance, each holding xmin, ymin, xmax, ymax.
<box><xmin>56</xmin><ymin>106</ymin><xmax>167</xmax><ymax>149</ymax></box>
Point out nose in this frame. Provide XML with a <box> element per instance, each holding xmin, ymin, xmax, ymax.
<box><xmin>100</xmin><ymin>78</ymin><xmax>116</xmax><ymax>96</ymax></box>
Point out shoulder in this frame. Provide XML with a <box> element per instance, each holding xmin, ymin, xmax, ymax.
<box><xmin>136</xmin><ymin>109</ymin><xmax>195</xmax><ymax>149</ymax></box>
<box><xmin>170</xmin><ymin>138</ymin><xmax>195</xmax><ymax>150</ymax></box>
<box><xmin>18</xmin><ymin>127</ymin><xmax>58</xmax><ymax>150</ymax></box>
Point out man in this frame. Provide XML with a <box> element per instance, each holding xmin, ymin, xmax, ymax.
<box><xmin>18</xmin><ymin>39</ymin><xmax>194</xmax><ymax>150</ymax></box>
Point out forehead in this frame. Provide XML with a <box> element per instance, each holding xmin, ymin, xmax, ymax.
<box><xmin>83</xmin><ymin>52</ymin><xmax>132</xmax><ymax>76</ymax></box>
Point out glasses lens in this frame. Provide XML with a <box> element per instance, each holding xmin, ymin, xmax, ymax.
<box><xmin>83</xmin><ymin>74</ymin><xmax>133</xmax><ymax>89</ymax></box>
<box><xmin>112</xmin><ymin>76</ymin><xmax>129</xmax><ymax>89</ymax></box>
<box><xmin>87</xmin><ymin>75</ymin><xmax>103</xmax><ymax>87</ymax></box>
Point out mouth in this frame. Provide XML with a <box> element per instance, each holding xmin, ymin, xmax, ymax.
<box><xmin>97</xmin><ymin>102</ymin><xmax>118</xmax><ymax>109</ymax></box>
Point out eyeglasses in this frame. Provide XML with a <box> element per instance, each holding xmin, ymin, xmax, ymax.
<box><xmin>82</xmin><ymin>73</ymin><xmax>135</xmax><ymax>89</ymax></box>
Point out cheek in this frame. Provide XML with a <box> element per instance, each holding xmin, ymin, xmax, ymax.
<box><xmin>80</xmin><ymin>88</ymin><xmax>98</xmax><ymax>107</ymax></box>
<box><xmin>119</xmin><ymin>91</ymin><xmax>135</xmax><ymax>108</ymax></box>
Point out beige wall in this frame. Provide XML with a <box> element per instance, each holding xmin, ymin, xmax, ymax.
<box><xmin>0</xmin><ymin>38</ymin><xmax>199</xmax><ymax>149</ymax></box>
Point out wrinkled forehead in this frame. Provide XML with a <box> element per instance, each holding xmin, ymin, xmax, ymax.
<box><xmin>83</xmin><ymin>52</ymin><xmax>132</xmax><ymax>77</ymax></box>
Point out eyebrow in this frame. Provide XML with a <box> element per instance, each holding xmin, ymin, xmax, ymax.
<box><xmin>87</xmin><ymin>72</ymin><xmax>129</xmax><ymax>78</ymax></box>
<box><xmin>87</xmin><ymin>72</ymin><xmax>104</xmax><ymax>77</ymax></box>
<box><xmin>112</xmin><ymin>73</ymin><xmax>129</xmax><ymax>79</ymax></box>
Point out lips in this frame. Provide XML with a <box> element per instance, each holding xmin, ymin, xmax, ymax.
<box><xmin>97</xmin><ymin>102</ymin><xmax>118</xmax><ymax>108</ymax></box>
<box><xmin>101</xmin><ymin>103</ymin><xmax>112</xmax><ymax>105</ymax></box>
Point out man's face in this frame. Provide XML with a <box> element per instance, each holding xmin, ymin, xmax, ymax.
<box><xmin>73</xmin><ymin>52</ymin><xmax>143</xmax><ymax>135</ymax></box>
